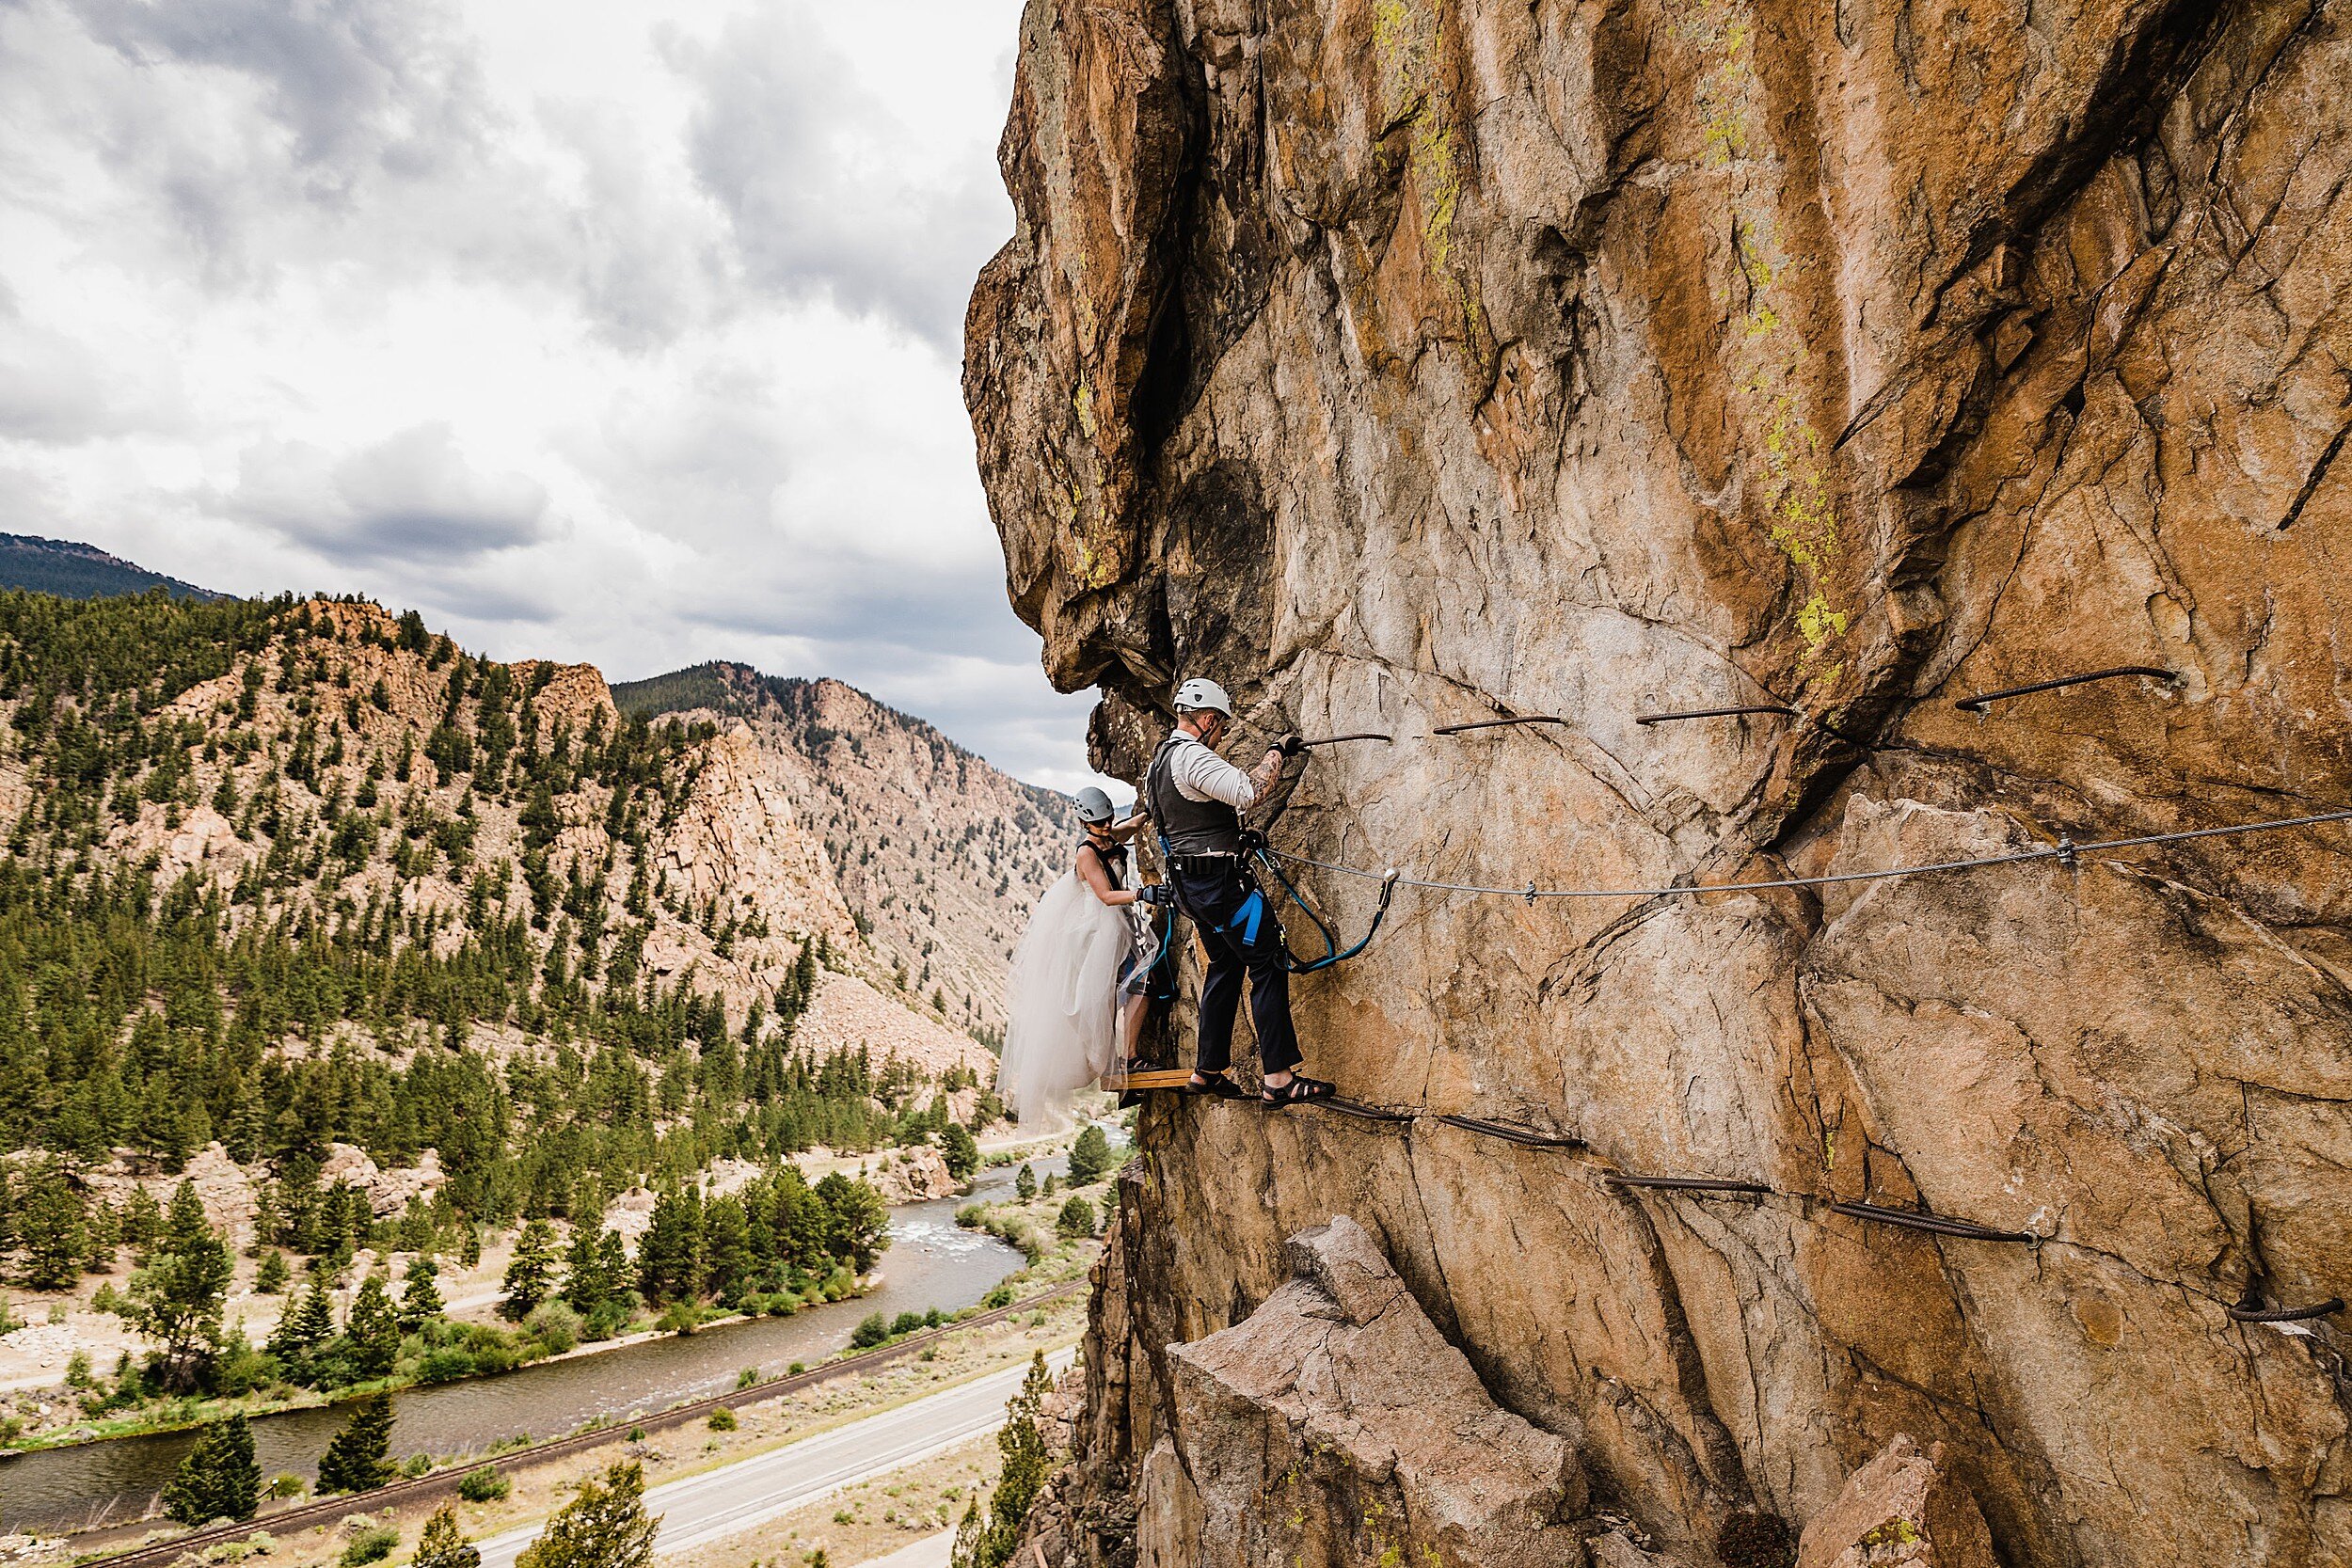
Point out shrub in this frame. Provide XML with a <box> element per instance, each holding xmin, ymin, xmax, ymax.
<box><xmin>736</xmin><ymin>1367</ymin><xmax>760</xmax><ymax>1390</ymax></box>
<box><xmin>583</xmin><ymin>1300</ymin><xmax>631</xmax><ymax>1342</ymax></box>
<box><xmin>654</xmin><ymin>1302</ymin><xmax>705</xmax><ymax>1336</ymax></box>
<box><xmin>979</xmin><ymin>1285</ymin><xmax>1014</xmax><ymax>1311</ymax></box>
<box><xmin>890</xmin><ymin>1311</ymin><xmax>924</xmax><ymax>1337</ymax></box>
<box><xmin>340</xmin><ymin>1527</ymin><xmax>398</xmax><ymax>1567</ymax></box>
<box><xmin>953</xmin><ymin>1204</ymin><xmax>985</xmax><ymax>1229</ymax></box>
<box><xmin>707</xmin><ymin>1408</ymin><xmax>737</xmax><ymax>1432</ymax></box>
<box><xmin>524</xmin><ymin>1301</ymin><xmax>582</xmax><ymax>1355</ymax></box>
<box><xmin>402</xmin><ymin>1453</ymin><xmax>432</xmax><ymax>1478</ymax></box>
<box><xmin>850</xmin><ymin>1312</ymin><xmax>891</xmax><ymax>1350</ymax></box>
<box><xmin>456</xmin><ymin>1466</ymin><xmax>511</xmax><ymax>1503</ymax></box>
<box><xmin>263</xmin><ymin>1474</ymin><xmax>306</xmax><ymax>1500</ymax></box>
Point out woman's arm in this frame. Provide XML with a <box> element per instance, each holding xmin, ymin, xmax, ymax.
<box><xmin>1109</xmin><ymin>812</ymin><xmax>1149</xmax><ymax>842</ymax></box>
<box><xmin>1076</xmin><ymin>845</ymin><xmax>1138</xmax><ymax>906</ymax></box>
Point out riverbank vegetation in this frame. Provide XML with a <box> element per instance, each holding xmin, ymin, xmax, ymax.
<box><xmin>0</xmin><ymin>591</ymin><xmax>1011</xmax><ymax>1449</ymax></box>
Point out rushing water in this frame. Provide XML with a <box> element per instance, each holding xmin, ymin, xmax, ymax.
<box><xmin>0</xmin><ymin>1152</ymin><xmax>1073</xmax><ymax>1535</ymax></box>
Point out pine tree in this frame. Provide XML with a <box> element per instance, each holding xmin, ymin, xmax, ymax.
<box><xmin>942</xmin><ymin>1123</ymin><xmax>979</xmax><ymax>1183</ymax></box>
<box><xmin>344</xmin><ymin>1273</ymin><xmax>401</xmax><ymax>1380</ymax></box>
<box><xmin>1013</xmin><ymin>1164</ymin><xmax>1036</xmax><ymax>1203</ymax></box>
<box><xmin>17</xmin><ymin>1167</ymin><xmax>85</xmax><ymax>1291</ymax></box>
<box><xmin>560</xmin><ymin>1227</ymin><xmax>611</xmax><ymax>1315</ymax></box>
<box><xmin>268</xmin><ymin>1273</ymin><xmax>336</xmax><ymax>1380</ymax></box>
<box><xmin>635</xmin><ymin>1188</ymin><xmax>702</xmax><ymax>1305</ymax></box>
<box><xmin>315</xmin><ymin>1391</ymin><xmax>396</xmax><ymax>1495</ymax></box>
<box><xmin>812</xmin><ymin>1173</ymin><xmax>888</xmax><ymax>1274</ymax></box>
<box><xmin>950</xmin><ymin>1353</ymin><xmax>1054</xmax><ymax>1568</ymax></box>
<box><xmin>254</xmin><ymin>1250</ymin><xmax>291</xmax><ymax>1294</ymax></box>
<box><xmin>701</xmin><ymin>1196</ymin><xmax>750</xmax><ymax>1307</ymax></box>
<box><xmin>398</xmin><ymin>1257</ymin><xmax>444</xmax><ymax>1332</ymax></box>
<box><xmin>123</xmin><ymin>1181</ymin><xmax>233</xmax><ymax>1389</ymax></box>
<box><xmin>160</xmin><ymin>1413</ymin><xmax>261</xmax><ymax>1525</ymax></box>
<box><xmin>413</xmin><ymin>1503</ymin><xmax>481</xmax><ymax>1568</ymax></box>
<box><xmin>1068</xmin><ymin>1125</ymin><xmax>1113</xmax><ymax>1185</ymax></box>
<box><xmin>515</xmin><ymin>1461</ymin><xmax>658</xmax><ymax>1568</ymax></box>
<box><xmin>501</xmin><ymin>1219</ymin><xmax>560</xmax><ymax>1321</ymax></box>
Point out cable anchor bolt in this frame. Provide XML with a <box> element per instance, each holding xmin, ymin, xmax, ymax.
<box><xmin>2056</xmin><ymin>836</ymin><xmax>2078</xmax><ymax>869</ymax></box>
<box><xmin>1524</xmin><ymin>882</ymin><xmax>1538</xmax><ymax>905</ymax></box>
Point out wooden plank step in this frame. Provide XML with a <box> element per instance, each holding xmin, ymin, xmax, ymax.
<box><xmin>1099</xmin><ymin>1068</ymin><xmax>1195</xmax><ymax>1091</ymax></box>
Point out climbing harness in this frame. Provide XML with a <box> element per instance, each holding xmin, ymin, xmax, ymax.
<box><xmin>1954</xmin><ymin>665</ymin><xmax>2175</xmax><ymax>713</ymax></box>
<box><xmin>1249</xmin><ymin>836</ymin><xmax>1400</xmax><ymax>974</ymax></box>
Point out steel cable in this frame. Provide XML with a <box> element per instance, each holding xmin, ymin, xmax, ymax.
<box><xmin>1267</xmin><ymin>807</ymin><xmax>2352</xmax><ymax>901</ymax></box>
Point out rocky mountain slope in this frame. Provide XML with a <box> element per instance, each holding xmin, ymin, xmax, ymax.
<box><xmin>615</xmin><ymin>661</ymin><xmax>1076</xmax><ymax>1042</ymax></box>
<box><xmin>965</xmin><ymin>1</ymin><xmax>2352</xmax><ymax>1564</ymax></box>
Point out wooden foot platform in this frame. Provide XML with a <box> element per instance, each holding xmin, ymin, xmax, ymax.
<box><xmin>1100</xmin><ymin>1068</ymin><xmax>1195</xmax><ymax>1092</ymax></box>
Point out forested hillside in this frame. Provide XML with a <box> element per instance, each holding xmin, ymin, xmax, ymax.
<box><xmin>0</xmin><ymin>533</ymin><xmax>219</xmax><ymax>602</ymax></box>
<box><xmin>0</xmin><ymin>591</ymin><xmax>1061</xmax><ymax>1439</ymax></box>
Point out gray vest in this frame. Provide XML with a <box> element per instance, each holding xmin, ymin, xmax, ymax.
<box><xmin>1147</xmin><ymin>734</ymin><xmax>1245</xmax><ymax>857</ymax></box>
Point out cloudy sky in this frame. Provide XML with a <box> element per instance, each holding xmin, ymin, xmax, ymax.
<box><xmin>0</xmin><ymin>0</ymin><xmax>1119</xmax><ymax>790</ymax></box>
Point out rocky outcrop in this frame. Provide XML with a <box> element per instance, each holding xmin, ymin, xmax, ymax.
<box><xmin>968</xmin><ymin>0</ymin><xmax>2352</xmax><ymax>1562</ymax></box>
<box><xmin>1146</xmin><ymin>1216</ymin><xmax>1582</xmax><ymax>1568</ymax></box>
<box><xmin>1795</xmin><ymin>1437</ymin><xmax>1997</xmax><ymax>1568</ymax></box>
<box><xmin>318</xmin><ymin>1143</ymin><xmax>445</xmax><ymax>1219</ymax></box>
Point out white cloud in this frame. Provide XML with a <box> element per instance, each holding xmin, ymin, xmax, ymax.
<box><xmin>0</xmin><ymin>0</ymin><xmax>1114</xmax><ymax>791</ymax></box>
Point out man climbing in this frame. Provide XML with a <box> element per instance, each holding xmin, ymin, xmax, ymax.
<box><xmin>1143</xmin><ymin>677</ymin><xmax>1334</xmax><ymax>1106</ymax></box>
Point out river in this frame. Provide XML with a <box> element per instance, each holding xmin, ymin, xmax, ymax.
<box><xmin>0</xmin><ymin>1151</ymin><xmax>1072</xmax><ymax>1535</ymax></box>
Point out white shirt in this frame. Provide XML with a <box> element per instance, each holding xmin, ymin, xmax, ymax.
<box><xmin>1164</xmin><ymin>732</ymin><xmax>1257</xmax><ymax>810</ymax></box>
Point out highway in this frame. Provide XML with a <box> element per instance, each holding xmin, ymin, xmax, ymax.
<box><xmin>474</xmin><ymin>1347</ymin><xmax>1077</xmax><ymax>1568</ymax></box>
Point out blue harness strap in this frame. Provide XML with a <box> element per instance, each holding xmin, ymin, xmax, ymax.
<box><xmin>1227</xmin><ymin>890</ymin><xmax>1265</xmax><ymax>946</ymax></box>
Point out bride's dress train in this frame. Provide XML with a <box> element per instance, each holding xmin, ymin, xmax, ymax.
<box><xmin>999</xmin><ymin>869</ymin><xmax>1136</xmax><ymax>1128</ymax></box>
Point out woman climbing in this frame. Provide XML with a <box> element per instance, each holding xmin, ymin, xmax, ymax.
<box><xmin>999</xmin><ymin>786</ymin><xmax>1165</xmax><ymax>1126</ymax></box>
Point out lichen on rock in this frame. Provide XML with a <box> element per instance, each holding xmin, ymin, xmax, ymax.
<box><xmin>968</xmin><ymin>0</ymin><xmax>2352</xmax><ymax>1562</ymax></box>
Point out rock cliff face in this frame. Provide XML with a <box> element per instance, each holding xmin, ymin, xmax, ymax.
<box><xmin>966</xmin><ymin>0</ymin><xmax>2352</xmax><ymax>1562</ymax></box>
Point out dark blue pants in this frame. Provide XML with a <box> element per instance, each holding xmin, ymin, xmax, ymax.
<box><xmin>1174</xmin><ymin>865</ymin><xmax>1302</xmax><ymax>1076</ymax></box>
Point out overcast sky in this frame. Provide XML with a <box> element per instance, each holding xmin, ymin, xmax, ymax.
<box><xmin>0</xmin><ymin>0</ymin><xmax>1121</xmax><ymax>792</ymax></box>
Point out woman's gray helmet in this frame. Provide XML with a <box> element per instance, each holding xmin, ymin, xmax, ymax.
<box><xmin>1075</xmin><ymin>787</ymin><xmax>1117</xmax><ymax>825</ymax></box>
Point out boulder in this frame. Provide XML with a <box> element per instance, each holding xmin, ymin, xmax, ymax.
<box><xmin>1150</xmin><ymin>1216</ymin><xmax>1582</xmax><ymax>1568</ymax></box>
<box><xmin>1796</xmin><ymin>1438</ymin><xmax>1997</xmax><ymax>1568</ymax></box>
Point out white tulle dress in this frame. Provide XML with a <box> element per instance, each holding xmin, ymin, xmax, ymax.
<box><xmin>1000</xmin><ymin>853</ymin><xmax>1155</xmax><ymax>1128</ymax></box>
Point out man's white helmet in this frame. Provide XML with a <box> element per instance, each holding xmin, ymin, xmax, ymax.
<box><xmin>1173</xmin><ymin>677</ymin><xmax>1233</xmax><ymax>716</ymax></box>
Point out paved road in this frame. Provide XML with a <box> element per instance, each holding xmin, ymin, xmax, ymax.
<box><xmin>474</xmin><ymin>1348</ymin><xmax>1077</xmax><ymax>1568</ymax></box>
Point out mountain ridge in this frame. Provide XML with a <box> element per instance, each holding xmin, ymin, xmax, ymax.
<box><xmin>0</xmin><ymin>533</ymin><xmax>222</xmax><ymax>602</ymax></box>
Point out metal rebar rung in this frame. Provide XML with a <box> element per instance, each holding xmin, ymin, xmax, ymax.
<box><xmin>1299</xmin><ymin>732</ymin><xmax>1394</xmax><ymax>747</ymax></box>
<box><xmin>1433</xmin><ymin>1113</ymin><xmax>1584</xmax><ymax>1149</ymax></box>
<box><xmin>1434</xmin><ymin>715</ymin><xmax>1568</xmax><ymax>735</ymax></box>
<box><xmin>1314</xmin><ymin>1096</ymin><xmax>1417</xmax><ymax>1124</ymax></box>
<box><xmin>1606</xmin><ymin>1173</ymin><xmax>1773</xmax><ymax>1195</ymax></box>
<box><xmin>1953</xmin><ymin>665</ymin><xmax>2175</xmax><ymax>713</ymax></box>
<box><xmin>1633</xmin><ymin>705</ymin><xmax>1797</xmax><ymax>726</ymax></box>
<box><xmin>2227</xmin><ymin>1295</ymin><xmax>2345</xmax><ymax>1323</ymax></box>
<box><xmin>1830</xmin><ymin>1199</ymin><xmax>2038</xmax><ymax>1243</ymax></box>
